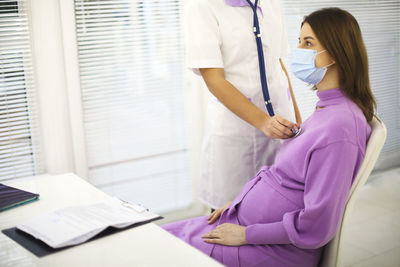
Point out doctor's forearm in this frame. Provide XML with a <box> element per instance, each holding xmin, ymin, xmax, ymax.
<box><xmin>209</xmin><ymin>79</ymin><xmax>269</xmax><ymax>131</ymax></box>
<box><xmin>199</xmin><ymin>68</ymin><xmax>269</xmax><ymax>132</ymax></box>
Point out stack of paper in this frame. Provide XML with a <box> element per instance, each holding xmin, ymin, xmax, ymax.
<box><xmin>17</xmin><ymin>197</ymin><xmax>160</xmax><ymax>248</ymax></box>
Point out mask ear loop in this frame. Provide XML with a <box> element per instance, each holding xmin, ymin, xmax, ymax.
<box><xmin>323</xmin><ymin>61</ymin><xmax>335</xmax><ymax>68</ymax></box>
<box><xmin>316</xmin><ymin>50</ymin><xmax>335</xmax><ymax>68</ymax></box>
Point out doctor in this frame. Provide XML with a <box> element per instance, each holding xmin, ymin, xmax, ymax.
<box><xmin>185</xmin><ymin>0</ymin><xmax>301</xmax><ymax>209</ymax></box>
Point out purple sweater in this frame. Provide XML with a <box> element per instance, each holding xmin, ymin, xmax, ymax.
<box><xmin>163</xmin><ymin>88</ymin><xmax>371</xmax><ymax>267</ymax></box>
<box><xmin>244</xmin><ymin>87</ymin><xmax>371</xmax><ymax>248</ymax></box>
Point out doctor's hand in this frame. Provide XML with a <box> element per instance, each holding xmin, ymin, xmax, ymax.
<box><xmin>207</xmin><ymin>201</ymin><xmax>232</xmax><ymax>224</ymax></box>
<box><xmin>262</xmin><ymin>115</ymin><xmax>299</xmax><ymax>139</ymax></box>
<box><xmin>202</xmin><ymin>223</ymin><xmax>247</xmax><ymax>246</ymax></box>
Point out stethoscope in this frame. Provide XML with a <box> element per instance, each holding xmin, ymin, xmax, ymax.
<box><xmin>245</xmin><ymin>0</ymin><xmax>302</xmax><ymax>138</ymax></box>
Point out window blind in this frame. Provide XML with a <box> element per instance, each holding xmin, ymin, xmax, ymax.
<box><xmin>281</xmin><ymin>1</ymin><xmax>400</xmax><ymax>159</ymax></box>
<box><xmin>74</xmin><ymin>0</ymin><xmax>191</xmax><ymax>213</ymax></box>
<box><xmin>0</xmin><ymin>0</ymin><xmax>41</xmax><ymax>180</ymax></box>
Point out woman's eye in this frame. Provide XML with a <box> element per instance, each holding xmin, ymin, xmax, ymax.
<box><xmin>306</xmin><ymin>41</ymin><xmax>312</xmax><ymax>46</ymax></box>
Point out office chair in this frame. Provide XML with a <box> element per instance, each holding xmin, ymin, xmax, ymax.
<box><xmin>318</xmin><ymin>116</ymin><xmax>387</xmax><ymax>267</ymax></box>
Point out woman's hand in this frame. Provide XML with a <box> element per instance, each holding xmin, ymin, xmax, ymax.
<box><xmin>261</xmin><ymin>115</ymin><xmax>300</xmax><ymax>139</ymax></box>
<box><xmin>207</xmin><ymin>202</ymin><xmax>232</xmax><ymax>224</ymax></box>
<box><xmin>202</xmin><ymin>223</ymin><xmax>247</xmax><ymax>246</ymax></box>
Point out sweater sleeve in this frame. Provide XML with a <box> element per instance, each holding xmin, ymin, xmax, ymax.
<box><xmin>246</xmin><ymin>141</ymin><xmax>360</xmax><ymax>248</ymax></box>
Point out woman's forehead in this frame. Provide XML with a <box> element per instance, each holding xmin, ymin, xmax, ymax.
<box><xmin>300</xmin><ymin>23</ymin><xmax>316</xmax><ymax>38</ymax></box>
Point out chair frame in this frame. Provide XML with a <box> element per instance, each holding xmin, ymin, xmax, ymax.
<box><xmin>318</xmin><ymin>116</ymin><xmax>387</xmax><ymax>267</ymax></box>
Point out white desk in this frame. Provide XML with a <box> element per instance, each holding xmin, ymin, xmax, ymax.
<box><xmin>0</xmin><ymin>173</ymin><xmax>222</xmax><ymax>267</ymax></box>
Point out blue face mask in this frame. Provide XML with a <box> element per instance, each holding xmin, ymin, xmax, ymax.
<box><xmin>290</xmin><ymin>48</ymin><xmax>334</xmax><ymax>85</ymax></box>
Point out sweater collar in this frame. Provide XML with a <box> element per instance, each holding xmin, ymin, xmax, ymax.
<box><xmin>316</xmin><ymin>88</ymin><xmax>346</xmax><ymax>108</ymax></box>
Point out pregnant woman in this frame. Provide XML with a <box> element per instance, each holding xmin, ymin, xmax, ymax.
<box><xmin>163</xmin><ymin>7</ymin><xmax>376</xmax><ymax>267</ymax></box>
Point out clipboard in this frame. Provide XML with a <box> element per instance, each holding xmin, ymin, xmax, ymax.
<box><xmin>2</xmin><ymin>216</ymin><xmax>162</xmax><ymax>257</ymax></box>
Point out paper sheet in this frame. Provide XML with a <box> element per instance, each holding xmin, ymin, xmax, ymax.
<box><xmin>17</xmin><ymin>197</ymin><xmax>159</xmax><ymax>248</ymax></box>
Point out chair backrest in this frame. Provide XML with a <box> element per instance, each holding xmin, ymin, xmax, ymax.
<box><xmin>318</xmin><ymin>116</ymin><xmax>387</xmax><ymax>267</ymax></box>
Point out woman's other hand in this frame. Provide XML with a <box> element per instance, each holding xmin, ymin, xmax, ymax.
<box><xmin>261</xmin><ymin>114</ymin><xmax>300</xmax><ymax>139</ymax></box>
<box><xmin>207</xmin><ymin>201</ymin><xmax>231</xmax><ymax>224</ymax></box>
<box><xmin>202</xmin><ymin>223</ymin><xmax>247</xmax><ymax>246</ymax></box>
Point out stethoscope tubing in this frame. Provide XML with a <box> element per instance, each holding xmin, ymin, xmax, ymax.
<box><xmin>246</xmin><ymin>0</ymin><xmax>274</xmax><ymax>117</ymax></box>
<box><xmin>245</xmin><ymin>0</ymin><xmax>302</xmax><ymax>138</ymax></box>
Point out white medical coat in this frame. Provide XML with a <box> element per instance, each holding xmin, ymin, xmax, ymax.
<box><xmin>185</xmin><ymin>0</ymin><xmax>295</xmax><ymax>208</ymax></box>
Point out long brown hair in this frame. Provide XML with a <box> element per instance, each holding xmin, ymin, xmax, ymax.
<box><xmin>302</xmin><ymin>8</ymin><xmax>376</xmax><ymax>121</ymax></box>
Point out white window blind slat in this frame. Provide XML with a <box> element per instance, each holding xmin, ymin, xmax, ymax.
<box><xmin>1</xmin><ymin>170</ymin><xmax>37</xmax><ymax>181</ymax></box>
<box><xmin>0</xmin><ymin>67</ymin><xmax>32</xmax><ymax>76</ymax></box>
<box><xmin>0</xmin><ymin>76</ymin><xmax>30</xmax><ymax>84</ymax></box>
<box><xmin>78</xmin><ymin>55</ymin><xmax>181</xmax><ymax>70</ymax></box>
<box><xmin>0</xmin><ymin>86</ymin><xmax>34</xmax><ymax>94</ymax></box>
<box><xmin>76</xmin><ymin>41</ymin><xmax>181</xmax><ymax>54</ymax></box>
<box><xmin>82</xmin><ymin>108</ymin><xmax>183</xmax><ymax>122</ymax></box>
<box><xmin>0</xmin><ymin>127</ymin><xmax>31</xmax><ymax>137</ymax></box>
<box><xmin>79</xmin><ymin>84</ymin><xmax>183</xmax><ymax>97</ymax></box>
<box><xmin>76</xmin><ymin>46</ymin><xmax>172</xmax><ymax>57</ymax></box>
<box><xmin>0</xmin><ymin>85</ymin><xmax>34</xmax><ymax>93</ymax></box>
<box><xmin>75</xmin><ymin>10</ymin><xmax>181</xmax><ymax>20</ymax></box>
<box><xmin>0</xmin><ymin>122</ymin><xmax>31</xmax><ymax>132</ymax></box>
<box><xmin>0</xmin><ymin>0</ymin><xmax>41</xmax><ymax>181</ymax></box>
<box><xmin>0</xmin><ymin>47</ymin><xmax>30</xmax><ymax>54</ymax></box>
<box><xmin>1</xmin><ymin>138</ymin><xmax>31</xmax><ymax>149</ymax></box>
<box><xmin>81</xmin><ymin>95</ymin><xmax>184</xmax><ymax>108</ymax></box>
<box><xmin>0</xmin><ymin>32</ymin><xmax>29</xmax><ymax>40</ymax></box>
<box><xmin>0</xmin><ymin>60</ymin><xmax>32</xmax><ymax>67</ymax></box>
<box><xmin>0</xmin><ymin>141</ymin><xmax>31</xmax><ymax>152</ymax></box>
<box><xmin>0</xmin><ymin>108</ymin><xmax>38</xmax><ymax>119</ymax></box>
<box><xmin>77</xmin><ymin>37</ymin><xmax>181</xmax><ymax>49</ymax></box>
<box><xmin>0</xmin><ymin>151</ymin><xmax>31</xmax><ymax>160</ymax></box>
<box><xmin>0</xmin><ymin>19</ymin><xmax>29</xmax><ymax>27</ymax></box>
<box><xmin>0</xmin><ymin>30</ymin><xmax>27</xmax><ymax>36</ymax></box>
<box><xmin>81</xmin><ymin>93</ymin><xmax>183</xmax><ymax>106</ymax></box>
<box><xmin>1</xmin><ymin>90</ymin><xmax>33</xmax><ymax>99</ymax></box>
<box><xmin>0</xmin><ymin>153</ymin><xmax>34</xmax><ymax>165</ymax></box>
<box><xmin>80</xmin><ymin>79</ymin><xmax>136</xmax><ymax>91</ymax></box>
<box><xmin>75</xmin><ymin>0</ymin><xmax>190</xmax><ymax>213</ymax></box>
<box><xmin>0</xmin><ymin>4</ymin><xmax>18</xmax><ymax>7</ymax></box>
<box><xmin>75</xmin><ymin>1</ymin><xmax>177</xmax><ymax>8</ymax></box>
<box><xmin>76</xmin><ymin>25</ymin><xmax>170</xmax><ymax>34</ymax></box>
<box><xmin>0</xmin><ymin>99</ymin><xmax>30</xmax><ymax>108</ymax></box>
<box><xmin>0</xmin><ymin>114</ymin><xmax>31</xmax><ymax>124</ymax></box>
<box><xmin>78</xmin><ymin>65</ymin><xmax>182</xmax><ymax>80</ymax></box>
<box><xmin>0</xmin><ymin>119</ymin><xmax>30</xmax><ymax>129</ymax></box>
<box><xmin>0</xmin><ymin>57</ymin><xmax>31</xmax><ymax>64</ymax></box>
<box><xmin>81</xmin><ymin>93</ymin><xmax>181</xmax><ymax>106</ymax></box>
<box><xmin>1</xmin><ymin>72</ymin><xmax>31</xmax><ymax>80</ymax></box>
<box><xmin>1</xmin><ymin>163</ymin><xmax>37</xmax><ymax>176</ymax></box>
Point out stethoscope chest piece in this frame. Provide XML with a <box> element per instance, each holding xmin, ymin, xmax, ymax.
<box><xmin>292</xmin><ymin>127</ymin><xmax>302</xmax><ymax>138</ymax></box>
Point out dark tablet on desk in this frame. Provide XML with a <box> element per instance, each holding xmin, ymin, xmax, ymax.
<box><xmin>0</xmin><ymin>183</ymin><xmax>39</xmax><ymax>212</ymax></box>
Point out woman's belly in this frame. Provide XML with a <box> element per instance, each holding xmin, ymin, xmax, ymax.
<box><xmin>236</xmin><ymin>176</ymin><xmax>301</xmax><ymax>226</ymax></box>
